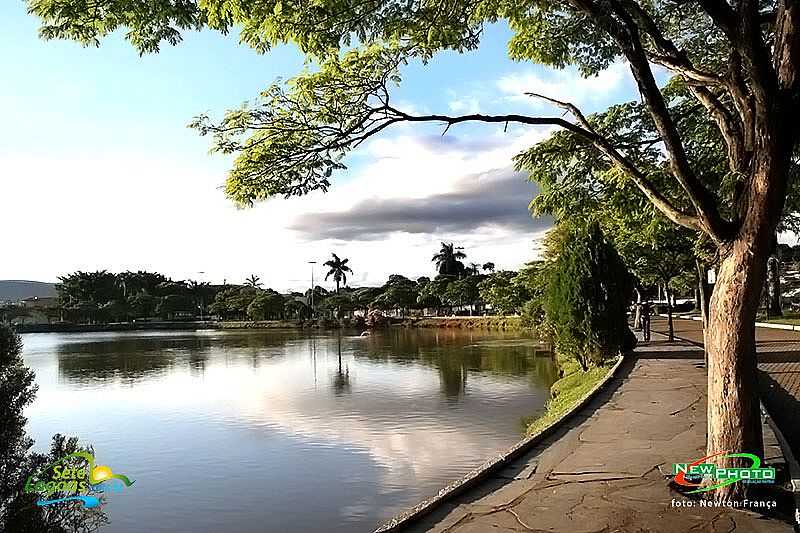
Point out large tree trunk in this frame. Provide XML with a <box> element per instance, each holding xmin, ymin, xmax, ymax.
<box><xmin>706</xmin><ymin>241</ymin><xmax>766</xmax><ymax>500</ymax></box>
<box><xmin>665</xmin><ymin>285</ymin><xmax>675</xmax><ymax>341</ymax></box>
<box><xmin>696</xmin><ymin>260</ymin><xmax>711</xmax><ymax>367</ymax></box>
<box><xmin>705</xmin><ymin>115</ymin><xmax>793</xmax><ymax>500</ymax></box>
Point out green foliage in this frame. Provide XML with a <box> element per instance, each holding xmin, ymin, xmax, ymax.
<box><xmin>416</xmin><ymin>277</ymin><xmax>445</xmax><ymax>309</ymax></box>
<box><xmin>209</xmin><ymin>286</ymin><xmax>258</xmax><ymax>320</ymax></box>
<box><xmin>27</xmin><ymin>0</ymin><xmax>800</xmax><ymax>236</ymax></box>
<box><xmin>0</xmin><ymin>323</ymin><xmax>106</xmax><ymax>532</ymax></box>
<box><xmin>246</xmin><ymin>291</ymin><xmax>287</xmax><ymax>320</ymax></box>
<box><xmin>431</xmin><ymin>242</ymin><xmax>467</xmax><ymax>277</ymax></box>
<box><xmin>525</xmin><ymin>360</ymin><xmax>611</xmax><ymax>436</ymax></box>
<box><xmin>244</xmin><ymin>275</ymin><xmax>262</xmax><ymax>288</ymax></box>
<box><xmin>478</xmin><ymin>271</ymin><xmax>523</xmax><ymax>315</ymax></box>
<box><xmin>323</xmin><ymin>253</ymin><xmax>353</xmax><ymax>293</ymax></box>
<box><xmin>28</xmin><ymin>0</ymin><xmax>203</xmax><ymax>54</ymax></box>
<box><xmin>443</xmin><ymin>276</ymin><xmax>483</xmax><ymax>309</ymax></box>
<box><xmin>372</xmin><ymin>275</ymin><xmax>418</xmax><ymax>315</ymax></box>
<box><xmin>544</xmin><ymin>222</ymin><xmax>633</xmax><ymax>371</ymax></box>
<box><xmin>284</xmin><ymin>298</ymin><xmax>310</xmax><ymax>319</ymax></box>
<box><xmin>156</xmin><ymin>294</ymin><xmax>195</xmax><ymax>320</ymax></box>
<box><xmin>58</xmin><ymin>271</ymin><xmax>206</xmax><ymax>323</ymax></box>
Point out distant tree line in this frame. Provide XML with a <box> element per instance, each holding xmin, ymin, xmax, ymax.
<box><xmin>1</xmin><ymin>245</ymin><xmax>510</xmax><ymax>325</ymax></box>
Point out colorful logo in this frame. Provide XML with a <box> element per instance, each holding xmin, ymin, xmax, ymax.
<box><xmin>673</xmin><ymin>451</ymin><xmax>775</xmax><ymax>493</ymax></box>
<box><xmin>24</xmin><ymin>451</ymin><xmax>134</xmax><ymax>507</ymax></box>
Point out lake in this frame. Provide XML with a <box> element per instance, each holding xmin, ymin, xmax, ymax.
<box><xmin>21</xmin><ymin>327</ymin><xmax>556</xmax><ymax>532</ymax></box>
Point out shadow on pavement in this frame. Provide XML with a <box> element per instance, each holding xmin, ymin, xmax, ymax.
<box><xmin>759</xmin><ymin>371</ymin><xmax>800</xmax><ymax>459</ymax></box>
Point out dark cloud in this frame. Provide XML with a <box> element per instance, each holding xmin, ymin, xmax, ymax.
<box><xmin>289</xmin><ymin>169</ymin><xmax>552</xmax><ymax>241</ymax></box>
<box><xmin>412</xmin><ymin>134</ymin><xmax>509</xmax><ymax>154</ymax></box>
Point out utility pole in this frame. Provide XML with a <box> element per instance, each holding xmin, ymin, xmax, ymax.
<box><xmin>308</xmin><ymin>261</ymin><xmax>317</xmax><ymax>318</ymax></box>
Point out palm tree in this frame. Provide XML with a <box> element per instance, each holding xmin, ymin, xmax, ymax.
<box><xmin>432</xmin><ymin>242</ymin><xmax>467</xmax><ymax>277</ymax></box>
<box><xmin>244</xmin><ymin>275</ymin><xmax>262</xmax><ymax>288</ymax></box>
<box><xmin>324</xmin><ymin>253</ymin><xmax>353</xmax><ymax>293</ymax></box>
<box><xmin>468</xmin><ymin>263</ymin><xmax>480</xmax><ymax>276</ymax></box>
<box><xmin>482</xmin><ymin>262</ymin><xmax>496</xmax><ymax>273</ymax></box>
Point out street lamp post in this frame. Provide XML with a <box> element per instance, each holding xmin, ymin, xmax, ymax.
<box><xmin>308</xmin><ymin>261</ymin><xmax>317</xmax><ymax>318</ymax></box>
<box><xmin>197</xmin><ymin>271</ymin><xmax>206</xmax><ymax>321</ymax></box>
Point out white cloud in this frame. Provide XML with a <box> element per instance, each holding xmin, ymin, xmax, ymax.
<box><xmin>0</xmin><ymin>121</ymin><xmax>553</xmax><ymax>291</ymax></box>
<box><xmin>496</xmin><ymin>62</ymin><xmax>630</xmax><ymax>110</ymax></box>
<box><xmin>448</xmin><ymin>95</ymin><xmax>481</xmax><ymax>114</ymax></box>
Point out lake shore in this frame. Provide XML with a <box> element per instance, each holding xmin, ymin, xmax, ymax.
<box><xmin>16</xmin><ymin>316</ymin><xmax>527</xmax><ymax>333</ymax></box>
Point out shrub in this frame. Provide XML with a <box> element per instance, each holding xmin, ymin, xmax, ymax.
<box><xmin>544</xmin><ymin>222</ymin><xmax>633</xmax><ymax>370</ymax></box>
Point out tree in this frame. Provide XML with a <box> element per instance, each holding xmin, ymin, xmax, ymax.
<box><xmin>432</xmin><ymin>243</ymin><xmax>466</xmax><ymax>278</ymax></box>
<box><xmin>30</xmin><ymin>0</ymin><xmax>800</xmax><ymax>500</ymax></box>
<box><xmin>319</xmin><ymin>294</ymin><xmax>356</xmax><ymax>319</ymax></box>
<box><xmin>479</xmin><ymin>271</ymin><xmax>526</xmax><ymax>315</ymax></box>
<box><xmin>607</xmin><ymin>218</ymin><xmax>698</xmax><ymax>341</ymax></box>
<box><xmin>284</xmin><ymin>298</ymin><xmax>310</xmax><ymax>320</ymax></box>
<box><xmin>372</xmin><ymin>275</ymin><xmax>418</xmax><ymax>317</ymax></box>
<box><xmin>187</xmin><ymin>280</ymin><xmax>213</xmax><ymax>319</ymax></box>
<box><xmin>128</xmin><ymin>292</ymin><xmax>157</xmax><ymax>319</ymax></box>
<box><xmin>323</xmin><ymin>253</ymin><xmax>353</xmax><ymax>294</ymax></box>
<box><xmin>417</xmin><ymin>276</ymin><xmax>450</xmax><ymax>314</ymax></box>
<box><xmin>247</xmin><ymin>291</ymin><xmax>286</xmax><ymax>320</ymax></box>
<box><xmin>156</xmin><ymin>294</ymin><xmax>195</xmax><ymax>320</ymax></box>
<box><xmin>0</xmin><ymin>322</ymin><xmax>106</xmax><ymax>532</ymax></box>
<box><xmin>209</xmin><ymin>286</ymin><xmax>259</xmax><ymax>320</ymax></box>
<box><xmin>545</xmin><ymin>222</ymin><xmax>634</xmax><ymax>371</ymax></box>
<box><xmin>445</xmin><ymin>276</ymin><xmax>483</xmax><ymax>315</ymax></box>
<box><xmin>244</xmin><ymin>275</ymin><xmax>262</xmax><ymax>289</ymax></box>
<box><xmin>482</xmin><ymin>262</ymin><xmax>496</xmax><ymax>273</ymax></box>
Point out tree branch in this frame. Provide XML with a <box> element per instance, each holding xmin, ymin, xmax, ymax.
<box><xmin>687</xmin><ymin>85</ymin><xmax>745</xmax><ymax>173</ymax></box>
<box><xmin>585</xmin><ymin>0</ymin><xmax>732</xmax><ymax>241</ymax></box>
<box><xmin>522</xmin><ymin>92</ymin><xmax>707</xmax><ymax>235</ymax></box>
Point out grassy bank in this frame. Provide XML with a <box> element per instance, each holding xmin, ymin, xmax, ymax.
<box><xmin>759</xmin><ymin>312</ymin><xmax>800</xmax><ymax>326</ymax></box>
<box><xmin>219</xmin><ymin>320</ymin><xmax>302</xmax><ymax>329</ymax></box>
<box><xmin>407</xmin><ymin>316</ymin><xmax>524</xmax><ymax>330</ymax></box>
<box><xmin>524</xmin><ymin>356</ymin><xmax>614</xmax><ymax>435</ymax></box>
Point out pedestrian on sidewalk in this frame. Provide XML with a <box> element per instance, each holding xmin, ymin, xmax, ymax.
<box><xmin>641</xmin><ymin>300</ymin><xmax>652</xmax><ymax>342</ymax></box>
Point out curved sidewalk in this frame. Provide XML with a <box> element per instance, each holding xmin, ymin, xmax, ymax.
<box><xmin>651</xmin><ymin>316</ymin><xmax>800</xmax><ymax>460</ymax></box>
<box><xmin>403</xmin><ymin>338</ymin><xmax>792</xmax><ymax>533</ymax></box>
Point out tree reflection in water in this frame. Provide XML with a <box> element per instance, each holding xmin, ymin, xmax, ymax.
<box><xmin>51</xmin><ymin>328</ymin><xmax>556</xmax><ymax>401</ymax></box>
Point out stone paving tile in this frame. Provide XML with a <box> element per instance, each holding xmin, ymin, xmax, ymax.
<box><xmin>406</xmin><ymin>351</ymin><xmax>793</xmax><ymax>533</ymax></box>
<box><xmin>651</xmin><ymin>317</ymin><xmax>800</xmax><ymax>458</ymax></box>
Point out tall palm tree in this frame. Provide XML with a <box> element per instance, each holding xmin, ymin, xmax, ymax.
<box><xmin>432</xmin><ymin>242</ymin><xmax>467</xmax><ymax>277</ymax></box>
<box><xmin>244</xmin><ymin>274</ymin><xmax>262</xmax><ymax>288</ymax></box>
<box><xmin>324</xmin><ymin>253</ymin><xmax>353</xmax><ymax>293</ymax></box>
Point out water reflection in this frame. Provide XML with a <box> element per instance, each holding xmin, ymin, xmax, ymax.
<box><xmin>331</xmin><ymin>335</ymin><xmax>352</xmax><ymax>396</ymax></box>
<box><xmin>22</xmin><ymin>328</ymin><xmax>555</xmax><ymax>533</ymax></box>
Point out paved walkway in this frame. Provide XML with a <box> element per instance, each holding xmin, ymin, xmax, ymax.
<box><xmin>651</xmin><ymin>317</ymin><xmax>800</xmax><ymax>459</ymax></box>
<box><xmin>405</xmin><ymin>338</ymin><xmax>793</xmax><ymax>533</ymax></box>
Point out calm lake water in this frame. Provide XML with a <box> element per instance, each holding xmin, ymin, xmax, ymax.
<box><xmin>21</xmin><ymin>328</ymin><xmax>556</xmax><ymax>532</ymax></box>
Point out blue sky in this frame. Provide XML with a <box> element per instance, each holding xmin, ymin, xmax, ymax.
<box><xmin>0</xmin><ymin>2</ymin><xmax>638</xmax><ymax>290</ymax></box>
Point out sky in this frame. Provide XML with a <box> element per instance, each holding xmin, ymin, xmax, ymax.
<box><xmin>0</xmin><ymin>3</ymin><xmax>639</xmax><ymax>292</ymax></box>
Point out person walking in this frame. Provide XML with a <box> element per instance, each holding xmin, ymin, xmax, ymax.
<box><xmin>641</xmin><ymin>300</ymin><xmax>652</xmax><ymax>342</ymax></box>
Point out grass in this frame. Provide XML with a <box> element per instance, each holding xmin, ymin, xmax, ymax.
<box><xmin>524</xmin><ymin>356</ymin><xmax>615</xmax><ymax>436</ymax></box>
<box><xmin>759</xmin><ymin>312</ymin><xmax>800</xmax><ymax>325</ymax></box>
<box><xmin>410</xmin><ymin>316</ymin><xmax>524</xmax><ymax>330</ymax></box>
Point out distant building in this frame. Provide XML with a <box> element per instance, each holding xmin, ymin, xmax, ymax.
<box><xmin>19</xmin><ymin>296</ymin><xmax>59</xmax><ymax>309</ymax></box>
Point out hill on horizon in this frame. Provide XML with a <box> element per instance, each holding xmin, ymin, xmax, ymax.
<box><xmin>0</xmin><ymin>280</ymin><xmax>57</xmax><ymax>301</ymax></box>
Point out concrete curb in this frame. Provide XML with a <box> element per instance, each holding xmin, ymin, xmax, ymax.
<box><xmin>664</xmin><ymin>313</ymin><xmax>800</xmax><ymax>332</ymax></box>
<box><xmin>761</xmin><ymin>401</ymin><xmax>800</xmax><ymax>528</ymax></box>
<box><xmin>372</xmin><ymin>353</ymin><xmax>627</xmax><ymax>533</ymax></box>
